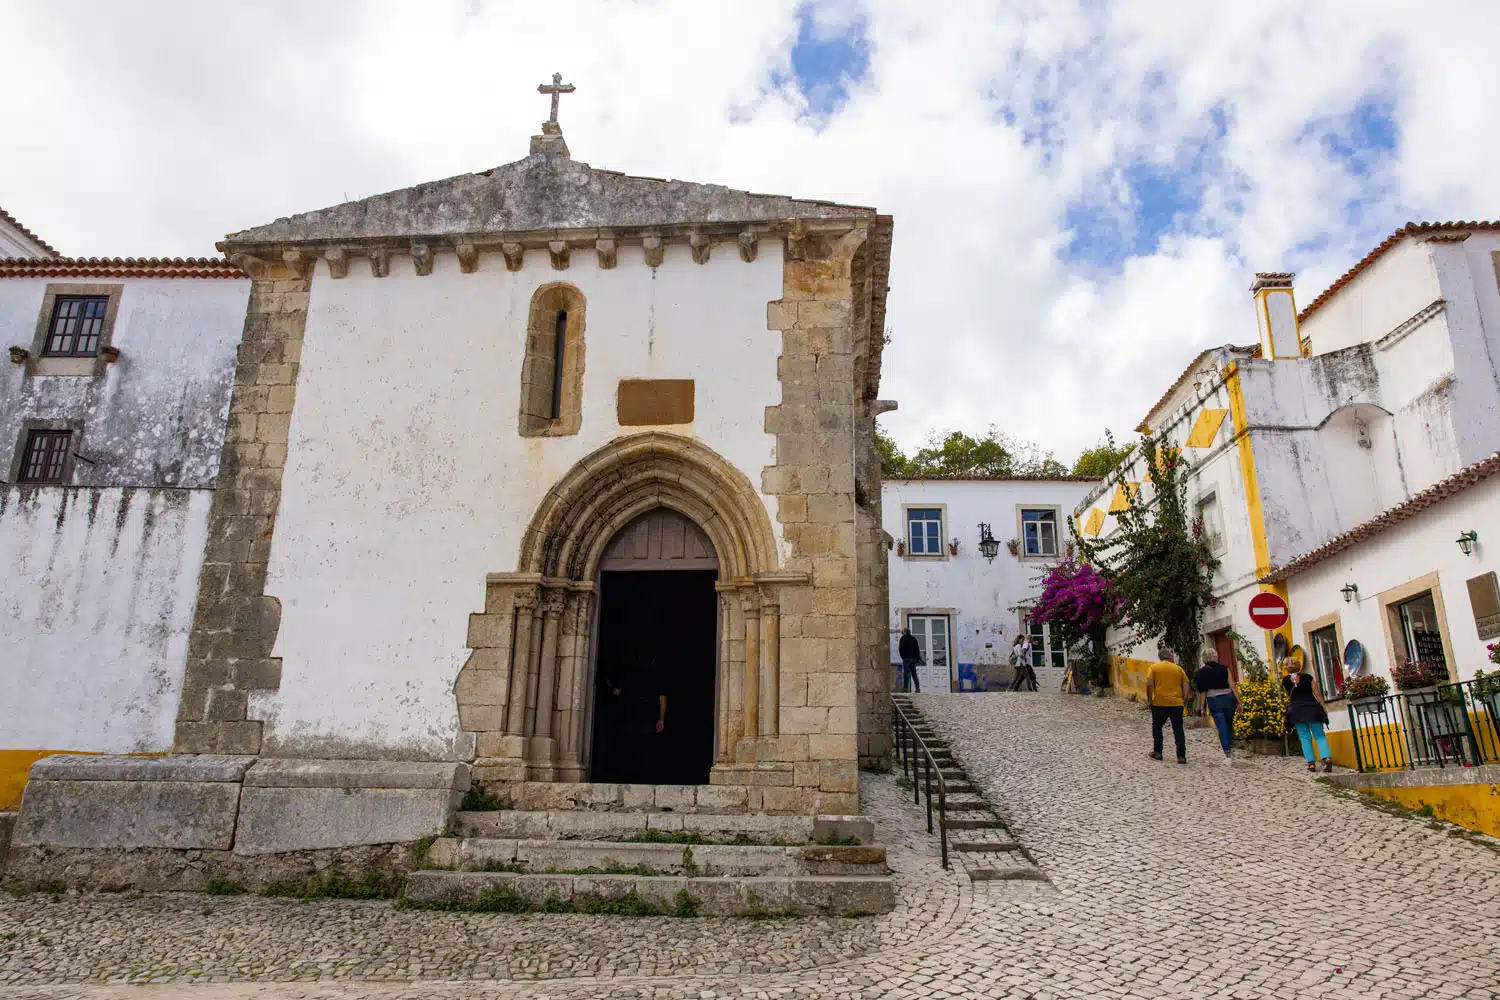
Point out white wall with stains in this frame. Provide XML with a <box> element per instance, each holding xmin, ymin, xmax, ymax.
<box><xmin>254</xmin><ymin>244</ymin><xmax>788</xmax><ymax>759</ymax></box>
<box><xmin>0</xmin><ymin>276</ymin><xmax>251</xmax><ymax>487</ymax></box>
<box><xmin>0</xmin><ymin>486</ymin><xmax>211</xmax><ymax>751</ymax></box>
<box><xmin>883</xmin><ymin>478</ymin><xmax>1097</xmax><ymax>693</ymax></box>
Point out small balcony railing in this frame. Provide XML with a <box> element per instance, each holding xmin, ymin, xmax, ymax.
<box><xmin>1347</xmin><ymin>677</ymin><xmax>1500</xmax><ymax>773</ymax></box>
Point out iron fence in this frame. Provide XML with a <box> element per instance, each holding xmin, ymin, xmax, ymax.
<box><xmin>890</xmin><ymin>697</ymin><xmax>949</xmax><ymax>868</ymax></box>
<box><xmin>1348</xmin><ymin>677</ymin><xmax>1500</xmax><ymax>772</ymax></box>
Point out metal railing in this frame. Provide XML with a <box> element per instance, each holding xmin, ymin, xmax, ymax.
<box><xmin>891</xmin><ymin>696</ymin><xmax>949</xmax><ymax>869</ymax></box>
<box><xmin>1348</xmin><ymin>677</ymin><xmax>1500</xmax><ymax>772</ymax></box>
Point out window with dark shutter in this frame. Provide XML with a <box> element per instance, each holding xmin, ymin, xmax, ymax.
<box><xmin>43</xmin><ymin>296</ymin><xmax>110</xmax><ymax>357</ymax></box>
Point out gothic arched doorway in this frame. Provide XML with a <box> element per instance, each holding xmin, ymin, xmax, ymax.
<box><xmin>589</xmin><ymin>508</ymin><xmax>719</xmax><ymax>785</ymax></box>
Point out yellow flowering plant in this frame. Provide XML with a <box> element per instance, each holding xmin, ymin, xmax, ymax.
<box><xmin>1233</xmin><ymin>675</ymin><xmax>1287</xmax><ymax>741</ymax></box>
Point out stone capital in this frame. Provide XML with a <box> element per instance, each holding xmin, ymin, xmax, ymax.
<box><xmin>368</xmin><ymin>248</ymin><xmax>390</xmax><ymax>278</ymax></box>
<box><xmin>501</xmin><ymin>243</ymin><xmax>525</xmax><ymax>272</ymax></box>
<box><xmin>455</xmin><ymin>243</ymin><xmax>478</xmax><ymax>273</ymax></box>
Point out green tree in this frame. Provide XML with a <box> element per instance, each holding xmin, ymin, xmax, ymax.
<box><xmin>1072</xmin><ymin>429</ymin><xmax>1134</xmax><ymax>478</ymax></box>
<box><xmin>1076</xmin><ymin>432</ymin><xmax>1219</xmax><ymax>668</ymax></box>
<box><xmin>876</xmin><ymin>429</ymin><xmax>913</xmax><ymax>477</ymax></box>
<box><xmin>878</xmin><ymin>427</ymin><xmax>1066</xmax><ymax>479</ymax></box>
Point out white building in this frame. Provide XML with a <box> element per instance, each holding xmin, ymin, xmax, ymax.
<box><xmin>0</xmin><ymin>251</ymin><xmax>251</xmax><ymax>809</ymax></box>
<box><xmin>884</xmin><ymin>476</ymin><xmax>1099</xmax><ymax>693</ymax></box>
<box><xmin>1075</xmin><ymin>222</ymin><xmax>1500</xmax><ymax>764</ymax></box>
<box><xmin>0</xmin><ymin>205</ymin><xmax>56</xmax><ymax>259</ymax></box>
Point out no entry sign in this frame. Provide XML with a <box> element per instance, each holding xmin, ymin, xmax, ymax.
<box><xmin>1248</xmin><ymin>592</ymin><xmax>1290</xmax><ymax>630</ymax></box>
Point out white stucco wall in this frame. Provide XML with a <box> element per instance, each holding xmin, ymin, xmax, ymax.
<box><xmin>256</xmin><ymin>243</ymin><xmax>789</xmax><ymax>759</ymax></box>
<box><xmin>0</xmin><ymin>217</ymin><xmax>52</xmax><ymax>258</ymax></box>
<box><xmin>0</xmin><ymin>486</ymin><xmax>211</xmax><ymax>751</ymax></box>
<box><xmin>1302</xmin><ymin>238</ymin><xmax>1440</xmax><ymax>356</ymax></box>
<box><xmin>0</xmin><ymin>276</ymin><xmax>251</xmax><ymax>487</ymax></box>
<box><xmin>1285</xmin><ymin>473</ymin><xmax>1500</xmax><ymax>736</ymax></box>
<box><xmin>884</xmin><ymin>479</ymin><xmax>1097</xmax><ymax>692</ymax></box>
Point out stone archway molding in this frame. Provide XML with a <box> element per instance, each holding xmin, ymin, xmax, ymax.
<box><xmin>518</xmin><ymin>431</ymin><xmax>779</xmax><ymax>583</ymax></box>
<box><xmin>459</xmin><ymin>432</ymin><xmax>804</xmax><ymax>785</ymax></box>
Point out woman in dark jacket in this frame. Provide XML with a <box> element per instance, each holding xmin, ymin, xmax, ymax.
<box><xmin>1281</xmin><ymin>650</ymin><xmax>1333</xmax><ymax>772</ymax></box>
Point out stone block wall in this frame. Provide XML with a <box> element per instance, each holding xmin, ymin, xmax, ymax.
<box><xmin>174</xmin><ymin>259</ymin><xmax>310</xmax><ymax>755</ymax></box>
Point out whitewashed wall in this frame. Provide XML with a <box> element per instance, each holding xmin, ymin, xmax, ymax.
<box><xmin>0</xmin><ymin>486</ymin><xmax>212</xmax><ymax>751</ymax></box>
<box><xmin>255</xmin><ymin>243</ymin><xmax>788</xmax><ymax>759</ymax></box>
<box><xmin>1286</xmin><ymin>473</ymin><xmax>1500</xmax><ymax>736</ymax></box>
<box><xmin>883</xmin><ymin>479</ymin><xmax>1096</xmax><ymax>692</ymax></box>
<box><xmin>0</xmin><ymin>276</ymin><xmax>251</xmax><ymax>487</ymax></box>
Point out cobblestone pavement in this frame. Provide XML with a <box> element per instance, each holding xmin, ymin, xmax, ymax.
<box><xmin>4</xmin><ymin>693</ymin><xmax>1499</xmax><ymax>999</ymax></box>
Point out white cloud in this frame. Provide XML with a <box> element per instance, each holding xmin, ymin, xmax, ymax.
<box><xmin>3</xmin><ymin>0</ymin><xmax>1498</xmax><ymax>463</ymax></box>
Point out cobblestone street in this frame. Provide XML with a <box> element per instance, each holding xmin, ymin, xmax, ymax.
<box><xmin>4</xmin><ymin>693</ymin><xmax>1499</xmax><ymax>999</ymax></box>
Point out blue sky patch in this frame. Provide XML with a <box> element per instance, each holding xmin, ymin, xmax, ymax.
<box><xmin>785</xmin><ymin>2</ymin><xmax>870</xmax><ymax>117</ymax></box>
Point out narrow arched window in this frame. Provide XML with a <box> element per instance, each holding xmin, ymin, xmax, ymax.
<box><xmin>519</xmin><ymin>284</ymin><xmax>585</xmax><ymax>436</ymax></box>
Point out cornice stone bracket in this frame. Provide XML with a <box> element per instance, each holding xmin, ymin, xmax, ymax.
<box><xmin>228</xmin><ymin>252</ymin><xmax>265</xmax><ymax>277</ymax></box>
<box><xmin>785</xmin><ymin>221</ymin><xmax>810</xmax><ymax>262</ymax></box>
<box><xmin>642</xmin><ymin>235</ymin><xmax>665</xmax><ymax>268</ymax></box>
<box><xmin>548</xmin><ymin>240</ymin><xmax>570</xmax><ymax>271</ymax></box>
<box><xmin>368</xmin><ymin>248</ymin><xmax>390</xmax><ymax>278</ymax></box>
<box><xmin>456</xmin><ymin>243</ymin><xmax>478</xmax><ymax>273</ymax></box>
<box><xmin>738</xmin><ymin>231</ymin><xmax>759</xmax><ymax>263</ymax></box>
<box><xmin>411</xmin><ymin>243</ymin><xmax>434</xmax><ymax>276</ymax></box>
<box><xmin>502</xmin><ymin>243</ymin><xmax>525</xmax><ymax>272</ymax></box>
<box><xmin>595</xmin><ymin>238</ymin><xmax>617</xmax><ymax>270</ymax></box>
<box><xmin>281</xmin><ymin>249</ymin><xmax>313</xmax><ymax>278</ymax></box>
<box><xmin>325</xmin><ymin>248</ymin><xmax>349</xmax><ymax>279</ymax></box>
<box><xmin>690</xmin><ymin>233</ymin><xmax>711</xmax><ymax>265</ymax></box>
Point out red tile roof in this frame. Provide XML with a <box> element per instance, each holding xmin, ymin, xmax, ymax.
<box><xmin>0</xmin><ymin>256</ymin><xmax>246</xmax><ymax>279</ymax></box>
<box><xmin>1262</xmin><ymin>452</ymin><xmax>1500</xmax><ymax>582</ymax></box>
<box><xmin>1297</xmin><ymin>221</ymin><xmax>1500</xmax><ymax>324</ymax></box>
<box><xmin>0</xmin><ymin>204</ymin><xmax>59</xmax><ymax>257</ymax></box>
<box><xmin>886</xmin><ymin>474</ymin><xmax>1102</xmax><ymax>483</ymax></box>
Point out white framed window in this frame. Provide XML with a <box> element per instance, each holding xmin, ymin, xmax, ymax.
<box><xmin>1196</xmin><ymin>490</ymin><xmax>1225</xmax><ymax>554</ymax></box>
<box><xmin>1020</xmin><ymin>508</ymin><xmax>1058</xmax><ymax>557</ymax></box>
<box><xmin>906</xmin><ymin>507</ymin><xmax>944</xmax><ymax>556</ymax></box>
<box><xmin>1309</xmin><ymin>624</ymin><xmax>1344</xmax><ymax>700</ymax></box>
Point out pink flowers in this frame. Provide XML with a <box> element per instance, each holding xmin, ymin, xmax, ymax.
<box><xmin>1032</xmin><ymin>560</ymin><xmax>1122</xmax><ymax>631</ymax></box>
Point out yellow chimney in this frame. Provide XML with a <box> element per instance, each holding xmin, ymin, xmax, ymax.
<box><xmin>1250</xmin><ymin>272</ymin><xmax>1304</xmax><ymax>359</ymax></box>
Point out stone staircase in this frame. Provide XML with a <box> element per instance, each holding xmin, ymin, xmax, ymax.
<box><xmin>403</xmin><ymin>782</ymin><xmax>895</xmax><ymax>917</ymax></box>
<box><xmin>891</xmin><ymin>695</ymin><xmax>1047</xmax><ymax>884</ymax></box>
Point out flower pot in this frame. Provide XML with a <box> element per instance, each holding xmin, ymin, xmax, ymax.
<box><xmin>1349</xmin><ymin>696</ymin><xmax>1387</xmax><ymax>716</ymax></box>
<box><xmin>1403</xmin><ymin>686</ymin><xmax>1443</xmax><ymax>707</ymax></box>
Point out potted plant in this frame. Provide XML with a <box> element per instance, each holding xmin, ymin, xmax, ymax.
<box><xmin>1233</xmin><ymin>675</ymin><xmax>1289</xmax><ymax>756</ymax></box>
<box><xmin>8</xmin><ymin>345</ymin><xmax>28</xmax><ymax>364</ymax></box>
<box><xmin>1396</xmin><ymin>659</ymin><xmax>1464</xmax><ymax>743</ymax></box>
<box><xmin>1345</xmin><ymin>674</ymin><xmax>1389</xmax><ymax>715</ymax></box>
<box><xmin>1006</xmin><ymin>538</ymin><xmax>1020</xmax><ymax>557</ymax></box>
<box><xmin>100</xmin><ymin>345</ymin><xmax>121</xmax><ymax>363</ymax></box>
<box><xmin>895</xmin><ymin>539</ymin><xmax>905</xmax><ymax>557</ymax></box>
<box><xmin>1065</xmin><ymin>540</ymin><xmax>1075</xmax><ymax>559</ymax></box>
<box><xmin>948</xmin><ymin>539</ymin><xmax>959</xmax><ymax>556</ymax></box>
<box><xmin>1474</xmin><ymin>660</ymin><xmax>1500</xmax><ymax>731</ymax></box>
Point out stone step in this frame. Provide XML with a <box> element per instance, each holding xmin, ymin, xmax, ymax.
<box><xmin>945</xmin><ymin>818</ymin><xmax>1007</xmax><ymax>831</ymax></box>
<box><xmin>404</xmin><ymin>870</ymin><xmax>895</xmax><ymax>917</ymax></box>
<box><xmin>968</xmin><ymin>868</ymin><xmax>1049</xmax><ymax>884</ymax></box>
<box><xmin>952</xmin><ymin>841</ymin><xmax>1022</xmax><ymax>853</ymax></box>
<box><xmin>453</xmin><ymin>810</ymin><xmax>874</xmax><ymax>846</ymax></box>
<box><xmin>428</xmin><ymin>838</ymin><xmax>888</xmax><ymax>878</ymax></box>
<box><xmin>943</xmin><ymin>800</ymin><xmax>994</xmax><ymax>812</ymax></box>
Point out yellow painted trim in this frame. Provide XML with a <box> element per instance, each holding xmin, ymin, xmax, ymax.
<box><xmin>1</xmin><ymin>749</ymin><xmax>167</xmax><ymax>811</ymax></box>
<box><xmin>1084</xmin><ymin>507</ymin><xmax>1105</xmax><ymax>536</ymax></box>
<box><xmin>1225</xmin><ymin>362</ymin><xmax>1292</xmax><ymax>663</ymax></box>
<box><xmin>1185</xmin><ymin>408</ymin><xmax>1228</xmax><ymax>448</ymax></box>
<box><xmin>1108</xmin><ymin>483</ymin><xmax>1138</xmax><ymax>513</ymax></box>
<box><xmin>1254</xmin><ymin>287</ymin><xmax>1305</xmax><ymax>359</ymax></box>
<box><xmin>1366</xmin><ymin>783</ymin><xmax>1500</xmax><ymax>839</ymax></box>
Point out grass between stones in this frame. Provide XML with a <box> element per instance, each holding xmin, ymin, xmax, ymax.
<box><xmin>1314</xmin><ymin>778</ymin><xmax>1500</xmax><ymax>854</ymax></box>
<box><xmin>259</xmin><ymin>868</ymin><xmax>403</xmax><ymax>900</ymax></box>
<box><xmin>616</xmin><ymin>829</ymin><xmax>795</xmax><ymax>847</ymax></box>
<box><xmin>397</xmin><ymin>886</ymin><xmax>703</xmax><ymax>917</ymax></box>
<box><xmin>460</xmin><ymin>786</ymin><xmax>508</xmax><ymax>811</ymax></box>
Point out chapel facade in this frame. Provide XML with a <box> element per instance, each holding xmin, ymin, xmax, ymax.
<box><xmin>172</xmin><ymin>110</ymin><xmax>895</xmax><ymax>814</ymax></box>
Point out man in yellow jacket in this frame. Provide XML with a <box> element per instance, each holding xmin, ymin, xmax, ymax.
<box><xmin>1146</xmin><ymin>647</ymin><xmax>1192</xmax><ymax>763</ymax></box>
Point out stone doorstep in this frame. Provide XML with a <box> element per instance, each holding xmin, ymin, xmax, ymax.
<box><xmin>27</xmin><ymin>755</ymin><xmax>257</xmax><ymax>783</ymax></box>
<box><xmin>428</xmin><ymin>838</ymin><xmax>887</xmax><ymax>877</ymax></box>
<box><xmin>243</xmin><ymin>758</ymin><xmax>469</xmax><ymax>790</ymax></box>
<box><xmin>403</xmin><ymin>870</ymin><xmax>896</xmax><ymax>917</ymax></box>
<box><xmin>492</xmin><ymin>781</ymin><xmax>752</xmax><ymax>813</ymax></box>
<box><xmin>454</xmin><ymin>810</ymin><xmax>875</xmax><ymax>845</ymax></box>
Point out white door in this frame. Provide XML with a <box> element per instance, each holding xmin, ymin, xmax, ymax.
<box><xmin>908</xmin><ymin>615</ymin><xmax>952</xmax><ymax>693</ymax></box>
<box><xmin>1028</xmin><ymin>619</ymin><xmax>1069</xmax><ymax>690</ymax></box>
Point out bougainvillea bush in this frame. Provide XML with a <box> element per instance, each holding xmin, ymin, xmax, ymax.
<box><xmin>1031</xmin><ymin>560</ymin><xmax>1122</xmax><ymax>687</ymax></box>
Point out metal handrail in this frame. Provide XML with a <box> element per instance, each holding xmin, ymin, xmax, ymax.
<box><xmin>891</xmin><ymin>696</ymin><xmax>949</xmax><ymax>869</ymax></box>
<box><xmin>1348</xmin><ymin>677</ymin><xmax>1500</xmax><ymax>772</ymax></box>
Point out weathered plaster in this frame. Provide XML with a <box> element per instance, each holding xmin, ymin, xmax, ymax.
<box><xmin>0</xmin><ymin>277</ymin><xmax>250</xmax><ymax>488</ymax></box>
<box><xmin>0</xmin><ymin>486</ymin><xmax>211</xmax><ymax>753</ymax></box>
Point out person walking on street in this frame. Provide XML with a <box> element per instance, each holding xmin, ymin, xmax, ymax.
<box><xmin>1009</xmin><ymin>634</ymin><xmax>1037</xmax><ymax>691</ymax></box>
<box><xmin>1146</xmin><ymin>648</ymin><xmax>1191</xmax><ymax>763</ymax></box>
<box><xmin>1282</xmin><ymin>650</ymin><xmax>1334</xmax><ymax>772</ymax></box>
<box><xmin>898</xmin><ymin>627</ymin><xmax>923</xmax><ymax>693</ymax></box>
<box><xmin>1195</xmin><ymin>650</ymin><xmax>1239</xmax><ymax>765</ymax></box>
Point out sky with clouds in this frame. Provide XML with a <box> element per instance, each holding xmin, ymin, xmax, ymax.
<box><xmin>3</xmin><ymin>0</ymin><xmax>1499</xmax><ymax>462</ymax></box>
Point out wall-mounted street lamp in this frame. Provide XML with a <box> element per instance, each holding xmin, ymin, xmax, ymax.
<box><xmin>1456</xmin><ymin>530</ymin><xmax>1479</xmax><ymax>556</ymax></box>
<box><xmin>977</xmin><ymin>523</ymin><xmax>1000</xmax><ymax>562</ymax></box>
<box><xmin>1341</xmin><ymin>583</ymin><xmax>1359</xmax><ymax>603</ymax></box>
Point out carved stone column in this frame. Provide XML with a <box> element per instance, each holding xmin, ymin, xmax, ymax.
<box><xmin>716</xmin><ymin>592</ymin><xmax>734</xmax><ymax>762</ymax></box>
<box><xmin>742</xmin><ymin>595</ymin><xmax>762</xmax><ymax>739</ymax></box>
<box><xmin>505</xmin><ymin>588</ymin><xmax>539</xmax><ymax>735</ymax></box>
<box><xmin>557</xmin><ymin>589</ymin><xmax>594</xmax><ymax>780</ymax></box>
<box><xmin>759</xmin><ymin>603</ymin><xmax>780</xmax><ymax>737</ymax></box>
<box><xmin>528</xmin><ymin>590</ymin><xmax>566</xmax><ymax>777</ymax></box>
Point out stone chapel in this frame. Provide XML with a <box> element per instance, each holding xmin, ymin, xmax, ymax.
<box><xmin>6</xmin><ymin>83</ymin><xmax>896</xmax><ymax>893</ymax></box>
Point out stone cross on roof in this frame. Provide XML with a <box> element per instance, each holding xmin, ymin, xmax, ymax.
<box><xmin>537</xmin><ymin>72</ymin><xmax>575</xmax><ymax>135</ymax></box>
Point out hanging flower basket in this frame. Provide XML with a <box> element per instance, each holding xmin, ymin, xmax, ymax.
<box><xmin>895</xmin><ymin>540</ymin><xmax>904</xmax><ymax>557</ymax></box>
<box><xmin>1006</xmin><ymin>538</ymin><xmax>1020</xmax><ymax>557</ymax></box>
<box><xmin>1349</xmin><ymin>696</ymin><xmax>1387</xmax><ymax>716</ymax></box>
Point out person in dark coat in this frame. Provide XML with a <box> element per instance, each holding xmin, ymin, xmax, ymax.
<box><xmin>1195</xmin><ymin>651</ymin><xmax>1240</xmax><ymax>765</ymax></box>
<box><xmin>1281</xmin><ymin>649</ymin><xmax>1333</xmax><ymax>772</ymax></box>
<box><xmin>898</xmin><ymin>627</ymin><xmax>923</xmax><ymax>693</ymax></box>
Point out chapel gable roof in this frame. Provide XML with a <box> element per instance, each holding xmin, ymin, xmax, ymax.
<box><xmin>222</xmin><ymin>153</ymin><xmax>876</xmax><ymax>247</ymax></box>
<box><xmin>0</xmin><ymin>203</ymin><xmax>59</xmax><ymax>258</ymax></box>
